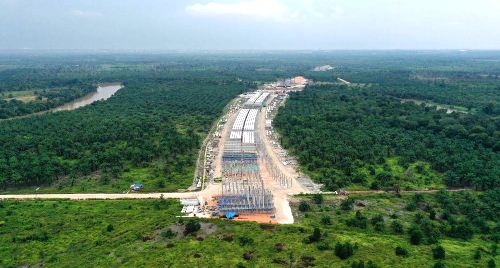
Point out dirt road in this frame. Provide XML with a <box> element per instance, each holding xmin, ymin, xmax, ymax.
<box><xmin>0</xmin><ymin>192</ymin><xmax>198</xmax><ymax>200</ymax></box>
<box><xmin>254</xmin><ymin>92</ymin><xmax>316</xmax><ymax>224</ymax></box>
<box><xmin>257</xmin><ymin>92</ymin><xmax>312</xmax><ymax>194</ymax></box>
<box><xmin>319</xmin><ymin>188</ymin><xmax>471</xmax><ymax>196</ymax></box>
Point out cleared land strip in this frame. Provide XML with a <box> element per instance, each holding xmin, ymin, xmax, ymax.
<box><xmin>0</xmin><ymin>188</ymin><xmax>471</xmax><ymax>200</ymax></box>
<box><xmin>0</xmin><ymin>192</ymin><xmax>197</xmax><ymax>200</ymax></box>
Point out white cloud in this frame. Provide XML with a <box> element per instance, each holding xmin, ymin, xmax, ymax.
<box><xmin>186</xmin><ymin>0</ymin><xmax>295</xmax><ymax>22</ymax></box>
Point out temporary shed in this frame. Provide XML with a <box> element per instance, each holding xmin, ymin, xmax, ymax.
<box><xmin>130</xmin><ymin>184</ymin><xmax>143</xmax><ymax>191</ymax></box>
<box><xmin>225</xmin><ymin>211</ymin><xmax>237</xmax><ymax>219</ymax></box>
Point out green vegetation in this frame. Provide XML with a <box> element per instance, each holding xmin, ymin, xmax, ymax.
<box><xmin>0</xmin><ymin>78</ymin><xmax>249</xmax><ymax>192</ymax></box>
<box><xmin>1</xmin><ymin>191</ymin><xmax>498</xmax><ymax>267</ymax></box>
<box><xmin>0</xmin><ymin>51</ymin><xmax>498</xmax><ymax>267</ymax></box>
<box><xmin>0</xmin><ymin>81</ymin><xmax>96</xmax><ymax>119</ymax></box>
<box><xmin>274</xmin><ymin>85</ymin><xmax>499</xmax><ymax>191</ymax></box>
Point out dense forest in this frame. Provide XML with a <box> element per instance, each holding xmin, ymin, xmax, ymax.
<box><xmin>0</xmin><ymin>77</ymin><xmax>251</xmax><ymax>190</ymax></box>
<box><xmin>375</xmin><ymin>81</ymin><xmax>500</xmax><ymax>115</ymax></box>
<box><xmin>274</xmin><ymin>85</ymin><xmax>499</xmax><ymax>191</ymax></box>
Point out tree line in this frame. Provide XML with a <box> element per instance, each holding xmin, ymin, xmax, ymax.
<box><xmin>274</xmin><ymin>85</ymin><xmax>499</xmax><ymax>191</ymax></box>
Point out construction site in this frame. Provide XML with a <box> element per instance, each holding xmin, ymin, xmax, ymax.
<box><xmin>178</xmin><ymin>76</ymin><xmax>319</xmax><ymax>223</ymax></box>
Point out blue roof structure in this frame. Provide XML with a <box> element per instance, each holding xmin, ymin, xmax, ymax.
<box><xmin>225</xmin><ymin>211</ymin><xmax>237</xmax><ymax>219</ymax></box>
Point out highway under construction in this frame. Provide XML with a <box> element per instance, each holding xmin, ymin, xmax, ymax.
<box><xmin>196</xmin><ymin>76</ymin><xmax>318</xmax><ymax>223</ymax></box>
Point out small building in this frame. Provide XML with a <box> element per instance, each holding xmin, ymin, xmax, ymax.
<box><xmin>265</xmin><ymin>119</ymin><xmax>272</xmax><ymax>129</ymax></box>
<box><xmin>130</xmin><ymin>183</ymin><xmax>143</xmax><ymax>191</ymax></box>
<box><xmin>293</xmin><ymin>76</ymin><xmax>307</xmax><ymax>85</ymax></box>
<box><xmin>180</xmin><ymin>198</ymin><xmax>200</xmax><ymax>206</ymax></box>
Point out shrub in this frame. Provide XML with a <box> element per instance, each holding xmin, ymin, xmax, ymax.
<box><xmin>391</xmin><ymin>220</ymin><xmax>404</xmax><ymax>234</ymax></box>
<box><xmin>299</xmin><ymin>201</ymin><xmax>311</xmax><ymax>212</ymax></box>
<box><xmin>448</xmin><ymin>221</ymin><xmax>474</xmax><ymax>240</ymax></box>
<box><xmin>433</xmin><ymin>262</ymin><xmax>446</xmax><ymax>268</ymax></box>
<box><xmin>238</xmin><ymin>236</ymin><xmax>254</xmax><ymax>246</ymax></box>
<box><xmin>395</xmin><ymin>246</ymin><xmax>409</xmax><ymax>257</ymax></box>
<box><xmin>156</xmin><ymin>179</ymin><xmax>165</xmax><ymax>188</ymax></box>
<box><xmin>272</xmin><ymin>259</ymin><xmax>289</xmax><ymax>265</ymax></box>
<box><xmin>429</xmin><ymin>209</ymin><xmax>436</xmax><ymax>220</ymax></box>
<box><xmin>405</xmin><ymin>202</ymin><xmax>417</xmax><ymax>211</ymax></box>
<box><xmin>347</xmin><ymin>211</ymin><xmax>368</xmax><ymax>229</ymax></box>
<box><xmin>321</xmin><ymin>215</ymin><xmax>332</xmax><ymax>225</ymax></box>
<box><xmin>317</xmin><ymin>242</ymin><xmax>330</xmax><ymax>251</ymax></box>
<box><xmin>371</xmin><ymin>214</ymin><xmax>384</xmax><ymax>225</ymax></box>
<box><xmin>351</xmin><ymin>260</ymin><xmax>380</xmax><ymax>268</ymax></box>
<box><xmin>242</xmin><ymin>252</ymin><xmax>253</xmax><ymax>260</ymax></box>
<box><xmin>335</xmin><ymin>242</ymin><xmax>355</xmax><ymax>259</ymax></box>
<box><xmin>409</xmin><ymin>225</ymin><xmax>423</xmax><ymax>245</ymax></box>
<box><xmin>413</xmin><ymin>193</ymin><xmax>424</xmax><ymax>204</ymax></box>
<box><xmin>414</xmin><ymin>213</ymin><xmax>424</xmax><ymax>224</ymax></box>
<box><xmin>351</xmin><ymin>260</ymin><xmax>365</xmax><ymax>268</ymax></box>
<box><xmin>308</xmin><ymin>227</ymin><xmax>322</xmax><ymax>243</ymax></box>
<box><xmin>474</xmin><ymin>248</ymin><xmax>481</xmax><ymax>260</ymax></box>
<box><xmin>184</xmin><ymin>220</ymin><xmax>201</xmax><ymax>235</ymax></box>
<box><xmin>371</xmin><ymin>214</ymin><xmax>385</xmax><ymax>232</ymax></box>
<box><xmin>221</xmin><ymin>234</ymin><xmax>233</xmax><ymax>242</ymax></box>
<box><xmin>161</xmin><ymin>229</ymin><xmax>176</xmax><ymax>239</ymax></box>
<box><xmin>301</xmin><ymin>255</ymin><xmax>315</xmax><ymax>267</ymax></box>
<box><xmin>312</xmin><ymin>194</ymin><xmax>324</xmax><ymax>205</ymax></box>
<box><xmin>106</xmin><ymin>224</ymin><xmax>114</xmax><ymax>232</ymax></box>
<box><xmin>432</xmin><ymin>245</ymin><xmax>446</xmax><ymax>260</ymax></box>
<box><xmin>370</xmin><ymin>181</ymin><xmax>380</xmax><ymax>190</ymax></box>
<box><xmin>341</xmin><ymin>198</ymin><xmax>355</xmax><ymax>211</ymax></box>
<box><xmin>488</xmin><ymin>259</ymin><xmax>496</xmax><ymax>268</ymax></box>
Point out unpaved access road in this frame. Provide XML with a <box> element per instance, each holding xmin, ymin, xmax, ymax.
<box><xmin>0</xmin><ymin>182</ymin><xmax>223</xmax><ymax>201</ymax></box>
<box><xmin>255</xmin><ymin>91</ymin><xmax>315</xmax><ymax>224</ymax></box>
<box><xmin>0</xmin><ymin>192</ymin><xmax>197</xmax><ymax>200</ymax></box>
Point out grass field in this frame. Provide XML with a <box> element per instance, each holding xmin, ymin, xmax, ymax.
<box><xmin>1</xmin><ymin>90</ymin><xmax>37</xmax><ymax>102</ymax></box>
<box><xmin>0</xmin><ymin>164</ymin><xmax>193</xmax><ymax>194</ymax></box>
<box><xmin>1</xmin><ymin>192</ymin><xmax>497</xmax><ymax>267</ymax></box>
<box><xmin>346</xmin><ymin>157</ymin><xmax>444</xmax><ymax>191</ymax></box>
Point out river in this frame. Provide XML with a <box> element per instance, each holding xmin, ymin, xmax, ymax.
<box><xmin>51</xmin><ymin>83</ymin><xmax>123</xmax><ymax>112</ymax></box>
<box><xmin>0</xmin><ymin>83</ymin><xmax>123</xmax><ymax>122</ymax></box>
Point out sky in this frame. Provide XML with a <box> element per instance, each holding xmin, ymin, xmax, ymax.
<box><xmin>1</xmin><ymin>0</ymin><xmax>500</xmax><ymax>50</ymax></box>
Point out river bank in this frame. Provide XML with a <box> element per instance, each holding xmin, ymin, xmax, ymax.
<box><xmin>0</xmin><ymin>83</ymin><xmax>123</xmax><ymax>121</ymax></box>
